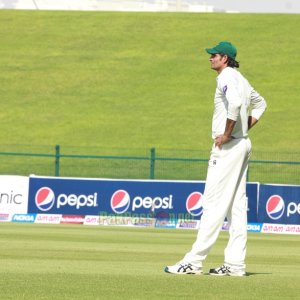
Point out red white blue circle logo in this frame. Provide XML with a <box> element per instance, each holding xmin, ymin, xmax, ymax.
<box><xmin>35</xmin><ymin>187</ymin><xmax>55</xmax><ymax>211</ymax></box>
<box><xmin>111</xmin><ymin>190</ymin><xmax>130</xmax><ymax>214</ymax></box>
<box><xmin>186</xmin><ymin>192</ymin><xmax>203</xmax><ymax>216</ymax></box>
<box><xmin>266</xmin><ymin>195</ymin><xmax>285</xmax><ymax>220</ymax></box>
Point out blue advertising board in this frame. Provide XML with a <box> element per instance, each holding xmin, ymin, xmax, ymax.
<box><xmin>258</xmin><ymin>184</ymin><xmax>300</xmax><ymax>225</ymax></box>
<box><xmin>246</xmin><ymin>183</ymin><xmax>259</xmax><ymax>223</ymax></box>
<box><xmin>28</xmin><ymin>176</ymin><xmax>259</xmax><ymax>222</ymax></box>
<box><xmin>28</xmin><ymin>176</ymin><xmax>206</xmax><ymax>220</ymax></box>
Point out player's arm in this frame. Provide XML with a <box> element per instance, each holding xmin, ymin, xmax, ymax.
<box><xmin>215</xmin><ymin>118</ymin><xmax>236</xmax><ymax>148</ymax></box>
<box><xmin>249</xmin><ymin>89</ymin><xmax>267</xmax><ymax>123</ymax></box>
<box><xmin>215</xmin><ymin>77</ymin><xmax>241</xmax><ymax>148</ymax></box>
<box><xmin>248</xmin><ymin>116</ymin><xmax>258</xmax><ymax>130</ymax></box>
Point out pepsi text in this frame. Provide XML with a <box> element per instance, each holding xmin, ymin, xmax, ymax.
<box><xmin>56</xmin><ymin>193</ymin><xmax>98</xmax><ymax>210</ymax></box>
<box><xmin>132</xmin><ymin>195</ymin><xmax>173</xmax><ymax>211</ymax></box>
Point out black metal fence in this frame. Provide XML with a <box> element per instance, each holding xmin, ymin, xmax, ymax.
<box><xmin>0</xmin><ymin>145</ymin><xmax>299</xmax><ymax>185</ymax></box>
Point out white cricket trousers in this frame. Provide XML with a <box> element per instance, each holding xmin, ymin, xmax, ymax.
<box><xmin>183</xmin><ymin>137</ymin><xmax>252</xmax><ymax>270</ymax></box>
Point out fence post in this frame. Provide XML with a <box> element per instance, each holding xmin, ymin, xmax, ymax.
<box><xmin>55</xmin><ymin>145</ymin><xmax>60</xmax><ymax>177</ymax></box>
<box><xmin>150</xmin><ymin>147</ymin><xmax>156</xmax><ymax>179</ymax></box>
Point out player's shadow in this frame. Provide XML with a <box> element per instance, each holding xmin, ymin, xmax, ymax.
<box><xmin>246</xmin><ymin>272</ymin><xmax>271</xmax><ymax>276</ymax></box>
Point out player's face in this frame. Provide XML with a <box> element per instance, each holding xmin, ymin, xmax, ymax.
<box><xmin>209</xmin><ymin>54</ymin><xmax>228</xmax><ymax>73</ymax></box>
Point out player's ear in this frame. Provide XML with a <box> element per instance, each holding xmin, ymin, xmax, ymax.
<box><xmin>222</xmin><ymin>55</ymin><xmax>229</xmax><ymax>64</ymax></box>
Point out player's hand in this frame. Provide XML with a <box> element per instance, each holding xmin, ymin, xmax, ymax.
<box><xmin>215</xmin><ymin>135</ymin><xmax>232</xmax><ymax>149</ymax></box>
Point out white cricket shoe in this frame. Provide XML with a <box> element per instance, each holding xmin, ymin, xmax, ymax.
<box><xmin>165</xmin><ymin>261</ymin><xmax>203</xmax><ymax>275</ymax></box>
<box><xmin>209</xmin><ymin>264</ymin><xmax>246</xmax><ymax>277</ymax></box>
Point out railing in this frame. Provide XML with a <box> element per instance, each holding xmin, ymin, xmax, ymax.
<box><xmin>0</xmin><ymin>145</ymin><xmax>299</xmax><ymax>185</ymax></box>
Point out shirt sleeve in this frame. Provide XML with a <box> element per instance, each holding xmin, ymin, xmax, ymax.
<box><xmin>218</xmin><ymin>75</ymin><xmax>242</xmax><ymax>121</ymax></box>
<box><xmin>250</xmin><ymin>88</ymin><xmax>267</xmax><ymax>120</ymax></box>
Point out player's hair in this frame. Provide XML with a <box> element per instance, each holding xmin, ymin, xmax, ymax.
<box><xmin>227</xmin><ymin>57</ymin><xmax>240</xmax><ymax>68</ymax></box>
<box><xmin>220</xmin><ymin>54</ymin><xmax>240</xmax><ymax>68</ymax></box>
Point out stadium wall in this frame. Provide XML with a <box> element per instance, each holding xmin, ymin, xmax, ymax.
<box><xmin>1</xmin><ymin>0</ymin><xmax>300</xmax><ymax>13</ymax></box>
<box><xmin>0</xmin><ymin>0</ymin><xmax>215</xmax><ymax>12</ymax></box>
<box><xmin>1</xmin><ymin>175</ymin><xmax>299</xmax><ymax>234</ymax></box>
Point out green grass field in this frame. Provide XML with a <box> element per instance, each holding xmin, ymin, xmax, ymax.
<box><xmin>0</xmin><ymin>223</ymin><xmax>299</xmax><ymax>299</ymax></box>
<box><xmin>1</xmin><ymin>11</ymin><xmax>299</xmax><ymax>150</ymax></box>
<box><xmin>0</xmin><ymin>10</ymin><xmax>299</xmax><ymax>182</ymax></box>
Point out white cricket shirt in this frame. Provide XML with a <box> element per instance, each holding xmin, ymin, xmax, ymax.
<box><xmin>212</xmin><ymin>67</ymin><xmax>267</xmax><ymax>139</ymax></box>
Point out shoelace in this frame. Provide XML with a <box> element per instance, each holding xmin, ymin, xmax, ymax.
<box><xmin>178</xmin><ymin>263</ymin><xmax>193</xmax><ymax>272</ymax></box>
<box><xmin>219</xmin><ymin>265</ymin><xmax>231</xmax><ymax>273</ymax></box>
<box><xmin>174</xmin><ymin>261</ymin><xmax>193</xmax><ymax>271</ymax></box>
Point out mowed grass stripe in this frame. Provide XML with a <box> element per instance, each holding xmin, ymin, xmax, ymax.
<box><xmin>0</xmin><ymin>223</ymin><xmax>299</xmax><ymax>299</ymax></box>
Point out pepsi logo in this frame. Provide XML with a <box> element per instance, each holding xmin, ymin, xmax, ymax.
<box><xmin>35</xmin><ymin>187</ymin><xmax>55</xmax><ymax>211</ymax></box>
<box><xmin>111</xmin><ymin>190</ymin><xmax>130</xmax><ymax>214</ymax></box>
<box><xmin>266</xmin><ymin>195</ymin><xmax>285</xmax><ymax>220</ymax></box>
<box><xmin>186</xmin><ymin>192</ymin><xmax>203</xmax><ymax>216</ymax></box>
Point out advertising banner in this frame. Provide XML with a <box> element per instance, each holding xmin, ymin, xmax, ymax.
<box><xmin>0</xmin><ymin>176</ymin><xmax>29</xmax><ymax>219</ymax></box>
<box><xmin>261</xmin><ymin>223</ymin><xmax>300</xmax><ymax>235</ymax></box>
<box><xmin>258</xmin><ymin>184</ymin><xmax>300</xmax><ymax>225</ymax></box>
<box><xmin>35</xmin><ymin>214</ymin><xmax>62</xmax><ymax>224</ymax></box>
<box><xmin>28</xmin><ymin>176</ymin><xmax>259</xmax><ymax>223</ymax></box>
<box><xmin>28</xmin><ymin>176</ymin><xmax>206</xmax><ymax>220</ymax></box>
<box><xmin>12</xmin><ymin>213</ymin><xmax>36</xmax><ymax>223</ymax></box>
<box><xmin>246</xmin><ymin>183</ymin><xmax>259</xmax><ymax>223</ymax></box>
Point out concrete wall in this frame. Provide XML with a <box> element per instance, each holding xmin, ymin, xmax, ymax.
<box><xmin>1</xmin><ymin>0</ymin><xmax>299</xmax><ymax>13</ymax></box>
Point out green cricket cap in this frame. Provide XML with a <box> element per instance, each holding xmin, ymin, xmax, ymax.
<box><xmin>205</xmin><ymin>41</ymin><xmax>237</xmax><ymax>59</ymax></box>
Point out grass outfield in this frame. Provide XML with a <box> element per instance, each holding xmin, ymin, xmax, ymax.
<box><xmin>0</xmin><ymin>11</ymin><xmax>299</xmax><ymax>152</ymax></box>
<box><xmin>0</xmin><ymin>223</ymin><xmax>299</xmax><ymax>299</ymax></box>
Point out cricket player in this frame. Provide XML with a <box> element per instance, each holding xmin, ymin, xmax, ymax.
<box><xmin>165</xmin><ymin>41</ymin><xmax>267</xmax><ymax>276</ymax></box>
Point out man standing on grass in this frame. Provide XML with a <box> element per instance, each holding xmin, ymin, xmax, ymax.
<box><xmin>165</xmin><ymin>41</ymin><xmax>267</xmax><ymax>276</ymax></box>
